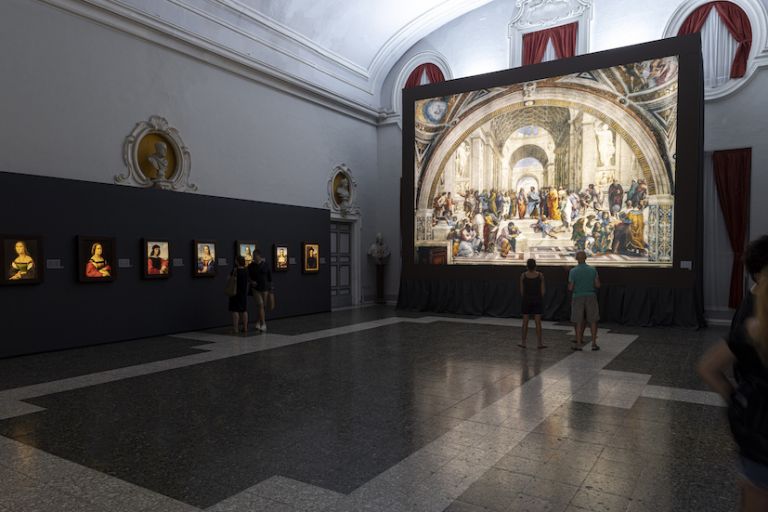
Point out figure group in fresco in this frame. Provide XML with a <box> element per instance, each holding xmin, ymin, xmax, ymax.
<box><xmin>435</xmin><ymin>176</ymin><xmax>652</xmax><ymax>260</ymax></box>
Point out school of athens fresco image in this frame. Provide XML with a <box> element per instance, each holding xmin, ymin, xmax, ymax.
<box><xmin>414</xmin><ymin>57</ymin><xmax>677</xmax><ymax>267</ymax></box>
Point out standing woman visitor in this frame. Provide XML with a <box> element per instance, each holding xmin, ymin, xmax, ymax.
<box><xmin>228</xmin><ymin>256</ymin><xmax>249</xmax><ymax>334</ymax></box>
<box><xmin>698</xmin><ymin>237</ymin><xmax>768</xmax><ymax>512</ymax></box>
<box><xmin>519</xmin><ymin>258</ymin><xmax>546</xmax><ymax>349</ymax></box>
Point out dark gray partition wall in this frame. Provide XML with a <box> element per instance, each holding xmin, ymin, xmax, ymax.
<box><xmin>0</xmin><ymin>172</ymin><xmax>330</xmax><ymax>358</ymax></box>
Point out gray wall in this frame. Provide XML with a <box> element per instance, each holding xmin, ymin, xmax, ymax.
<box><xmin>1</xmin><ymin>0</ymin><xmax>382</xmax><ymax>305</ymax></box>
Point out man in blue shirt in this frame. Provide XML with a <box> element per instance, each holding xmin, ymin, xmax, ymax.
<box><xmin>569</xmin><ymin>251</ymin><xmax>601</xmax><ymax>350</ymax></box>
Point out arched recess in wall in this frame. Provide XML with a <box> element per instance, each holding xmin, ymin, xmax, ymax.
<box><xmin>392</xmin><ymin>51</ymin><xmax>453</xmax><ymax>128</ymax></box>
<box><xmin>664</xmin><ymin>0</ymin><xmax>768</xmax><ymax>100</ymax></box>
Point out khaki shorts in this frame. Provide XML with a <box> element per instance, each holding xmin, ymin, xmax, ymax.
<box><xmin>252</xmin><ymin>290</ymin><xmax>269</xmax><ymax>307</ymax></box>
<box><xmin>571</xmin><ymin>295</ymin><xmax>599</xmax><ymax>323</ymax></box>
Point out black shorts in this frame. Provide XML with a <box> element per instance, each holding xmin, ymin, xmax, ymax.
<box><xmin>521</xmin><ymin>299</ymin><xmax>543</xmax><ymax>316</ymax></box>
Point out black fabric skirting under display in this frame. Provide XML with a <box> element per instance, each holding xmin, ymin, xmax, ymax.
<box><xmin>397</xmin><ymin>278</ymin><xmax>704</xmax><ymax>327</ymax></box>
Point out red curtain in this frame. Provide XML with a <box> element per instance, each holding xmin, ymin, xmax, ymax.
<box><xmin>523</xmin><ymin>29</ymin><xmax>551</xmax><ymax>66</ymax></box>
<box><xmin>404</xmin><ymin>63</ymin><xmax>445</xmax><ymax>89</ymax></box>
<box><xmin>551</xmin><ymin>22</ymin><xmax>578</xmax><ymax>60</ymax></box>
<box><xmin>523</xmin><ymin>22</ymin><xmax>578</xmax><ymax>65</ymax></box>
<box><xmin>713</xmin><ymin>148</ymin><xmax>752</xmax><ymax>308</ymax></box>
<box><xmin>678</xmin><ymin>2</ymin><xmax>752</xmax><ymax>78</ymax></box>
<box><xmin>424</xmin><ymin>64</ymin><xmax>445</xmax><ymax>84</ymax></box>
<box><xmin>714</xmin><ymin>2</ymin><xmax>752</xmax><ymax>78</ymax></box>
<box><xmin>678</xmin><ymin>3</ymin><xmax>715</xmax><ymax>35</ymax></box>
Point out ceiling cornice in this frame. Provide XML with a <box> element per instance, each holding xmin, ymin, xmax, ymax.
<box><xmin>34</xmin><ymin>0</ymin><xmax>492</xmax><ymax>119</ymax></box>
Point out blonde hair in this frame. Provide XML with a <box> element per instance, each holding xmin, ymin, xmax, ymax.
<box><xmin>751</xmin><ymin>267</ymin><xmax>768</xmax><ymax>365</ymax></box>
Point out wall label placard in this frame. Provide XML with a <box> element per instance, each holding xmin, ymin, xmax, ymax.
<box><xmin>173</xmin><ymin>258</ymin><xmax>184</xmax><ymax>267</ymax></box>
<box><xmin>118</xmin><ymin>258</ymin><xmax>132</xmax><ymax>268</ymax></box>
<box><xmin>46</xmin><ymin>259</ymin><xmax>64</xmax><ymax>270</ymax></box>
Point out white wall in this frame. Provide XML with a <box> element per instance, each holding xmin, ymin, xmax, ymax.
<box><xmin>380</xmin><ymin>0</ymin><xmax>768</xmax><ymax>317</ymax></box>
<box><xmin>1</xmin><ymin>0</ymin><xmax>382</xmax><ymax>303</ymax></box>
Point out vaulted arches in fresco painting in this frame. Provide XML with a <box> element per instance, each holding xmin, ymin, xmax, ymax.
<box><xmin>414</xmin><ymin>56</ymin><xmax>677</xmax><ymax>267</ymax></box>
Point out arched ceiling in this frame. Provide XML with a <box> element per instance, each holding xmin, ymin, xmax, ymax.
<box><xmin>67</xmin><ymin>0</ymin><xmax>495</xmax><ymax>119</ymax></box>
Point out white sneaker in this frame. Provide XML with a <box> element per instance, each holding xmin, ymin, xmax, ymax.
<box><xmin>260</xmin><ymin>323</ymin><xmax>267</xmax><ymax>332</ymax></box>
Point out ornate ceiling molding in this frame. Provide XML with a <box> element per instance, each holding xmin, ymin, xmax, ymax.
<box><xmin>509</xmin><ymin>0</ymin><xmax>592</xmax><ymax>31</ymax></box>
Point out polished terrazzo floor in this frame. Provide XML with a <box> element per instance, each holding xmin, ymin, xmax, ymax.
<box><xmin>0</xmin><ymin>306</ymin><xmax>737</xmax><ymax>511</ymax></box>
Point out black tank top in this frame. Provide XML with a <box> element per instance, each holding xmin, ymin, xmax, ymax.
<box><xmin>522</xmin><ymin>273</ymin><xmax>542</xmax><ymax>300</ymax></box>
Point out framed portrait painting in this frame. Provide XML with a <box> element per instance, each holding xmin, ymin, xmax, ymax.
<box><xmin>193</xmin><ymin>240</ymin><xmax>217</xmax><ymax>277</ymax></box>
<box><xmin>302</xmin><ymin>242</ymin><xmax>320</xmax><ymax>274</ymax></box>
<box><xmin>273</xmin><ymin>243</ymin><xmax>288</xmax><ymax>272</ymax></box>
<box><xmin>143</xmin><ymin>239</ymin><xmax>171</xmax><ymax>279</ymax></box>
<box><xmin>77</xmin><ymin>236</ymin><xmax>116</xmax><ymax>283</ymax></box>
<box><xmin>235</xmin><ymin>240</ymin><xmax>258</xmax><ymax>267</ymax></box>
<box><xmin>1</xmin><ymin>235</ymin><xmax>43</xmax><ymax>285</ymax></box>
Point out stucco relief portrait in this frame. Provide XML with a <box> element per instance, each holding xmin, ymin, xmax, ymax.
<box><xmin>138</xmin><ymin>133</ymin><xmax>177</xmax><ymax>181</ymax></box>
<box><xmin>115</xmin><ymin>116</ymin><xmax>197</xmax><ymax>192</ymax></box>
<box><xmin>326</xmin><ymin>164</ymin><xmax>359</xmax><ymax>217</ymax></box>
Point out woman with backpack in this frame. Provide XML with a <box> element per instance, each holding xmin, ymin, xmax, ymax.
<box><xmin>699</xmin><ymin>264</ymin><xmax>768</xmax><ymax>511</ymax></box>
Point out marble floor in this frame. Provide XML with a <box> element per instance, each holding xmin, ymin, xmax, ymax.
<box><xmin>0</xmin><ymin>306</ymin><xmax>738</xmax><ymax>511</ymax></box>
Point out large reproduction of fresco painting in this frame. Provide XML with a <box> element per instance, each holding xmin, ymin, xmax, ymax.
<box><xmin>414</xmin><ymin>57</ymin><xmax>678</xmax><ymax>267</ymax></box>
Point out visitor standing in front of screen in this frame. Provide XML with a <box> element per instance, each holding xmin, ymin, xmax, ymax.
<box><xmin>519</xmin><ymin>258</ymin><xmax>547</xmax><ymax>350</ymax></box>
<box><xmin>569</xmin><ymin>251</ymin><xmax>601</xmax><ymax>351</ymax></box>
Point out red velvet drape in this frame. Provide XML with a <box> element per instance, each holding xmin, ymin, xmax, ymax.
<box><xmin>713</xmin><ymin>148</ymin><xmax>752</xmax><ymax>308</ymax></box>
<box><xmin>551</xmin><ymin>22</ymin><xmax>578</xmax><ymax>60</ymax></box>
<box><xmin>522</xmin><ymin>29</ymin><xmax>551</xmax><ymax>66</ymax></box>
<box><xmin>714</xmin><ymin>2</ymin><xmax>752</xmax><ymax>78</ymax></box>
<box><xmin>678</xmin><ymin>2</ymin><xmax>752</xmax><ymax>78</ymax></box>
<box><xmin>678</xmin><ymin>2</ymin><xmax>714</xmax><ymax>35</ymax></box>
<box><xmin>404</xmin><ymin>63</ymin><xmax>445</xmax><ymax>89</ymax></box>
<box><xmin>424</xmin><ymin>63</ymin><xmax>445</xmax><ymax>84</ymax></box>
<box><xmin>523</xmin><ymin>22</ymin><xmax>578</xmax><ymax>65</ymax></box>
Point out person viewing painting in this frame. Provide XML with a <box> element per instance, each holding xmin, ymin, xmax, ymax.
<box><xmin>85</xmin><ymin>243</ymin><xmax>112</xmax><ymax>278</ymax></box>
<box><xmin>228</xmin><ymin>256</ymin><xmax>249</xmax><ymax>334</ymax></box>
<box><xmin>698</xmin><ymin>236</ymin><xmax>768</xmax><ymax>511</ymax></box>
<box><xmin>569</xmin><ymin>251</ymin><xmax>600</xmax><ymax>351</ymax></box>
<box><xmin>8</xmin><ymin>241</ymin><xmax>35</xmax><ymax>280</ymax></box>
<box><xmin>518</xmin><ymin>258</ymin><xmax>546</xmax><ymax>349</ymax></box>
<box><xmin>248</xmin><ymin>249</ymin><xmax>273</xmax><ymax>332</ymax></box>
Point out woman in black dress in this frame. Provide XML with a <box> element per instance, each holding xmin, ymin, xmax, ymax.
<box><xmin>229</xmin><ymin>255</ymin><xmax>249</xmax><ymax>334</ymax></box>
<box><xmin>519</xmin><ymin>258</ymin><xmax>546</xmax><ymax>349</ymax></box>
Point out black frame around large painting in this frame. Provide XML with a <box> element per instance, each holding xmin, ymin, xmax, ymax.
<box><xmin>401</xmin><ymin>34</ymin><xmax>704</xmax><ymax>293</ymax></box>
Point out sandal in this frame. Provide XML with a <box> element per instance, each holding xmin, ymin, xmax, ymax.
<box><xmin>591</xmin><ymin>345</ymin><xmax>600</xmax><ymax>351</ymax></box>
<box><xmin>517</xmin><ymin>343</ymin><xmax>528</xmax><ymax>349</ymax></box>
<box><xmin>572</xmin><ymin>345</ymin><xmax>583</xmax><ymax>351</ymax></box>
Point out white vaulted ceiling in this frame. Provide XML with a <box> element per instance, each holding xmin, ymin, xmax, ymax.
<box><xmin>59</xmin><ymin>0</ymin><xmax>494</xmax><ymax>118</ymax></box>
<box><xmin>232</xmin><ymin>0</ymin><xmax>459</xmax><ymax>67</ymax></box>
